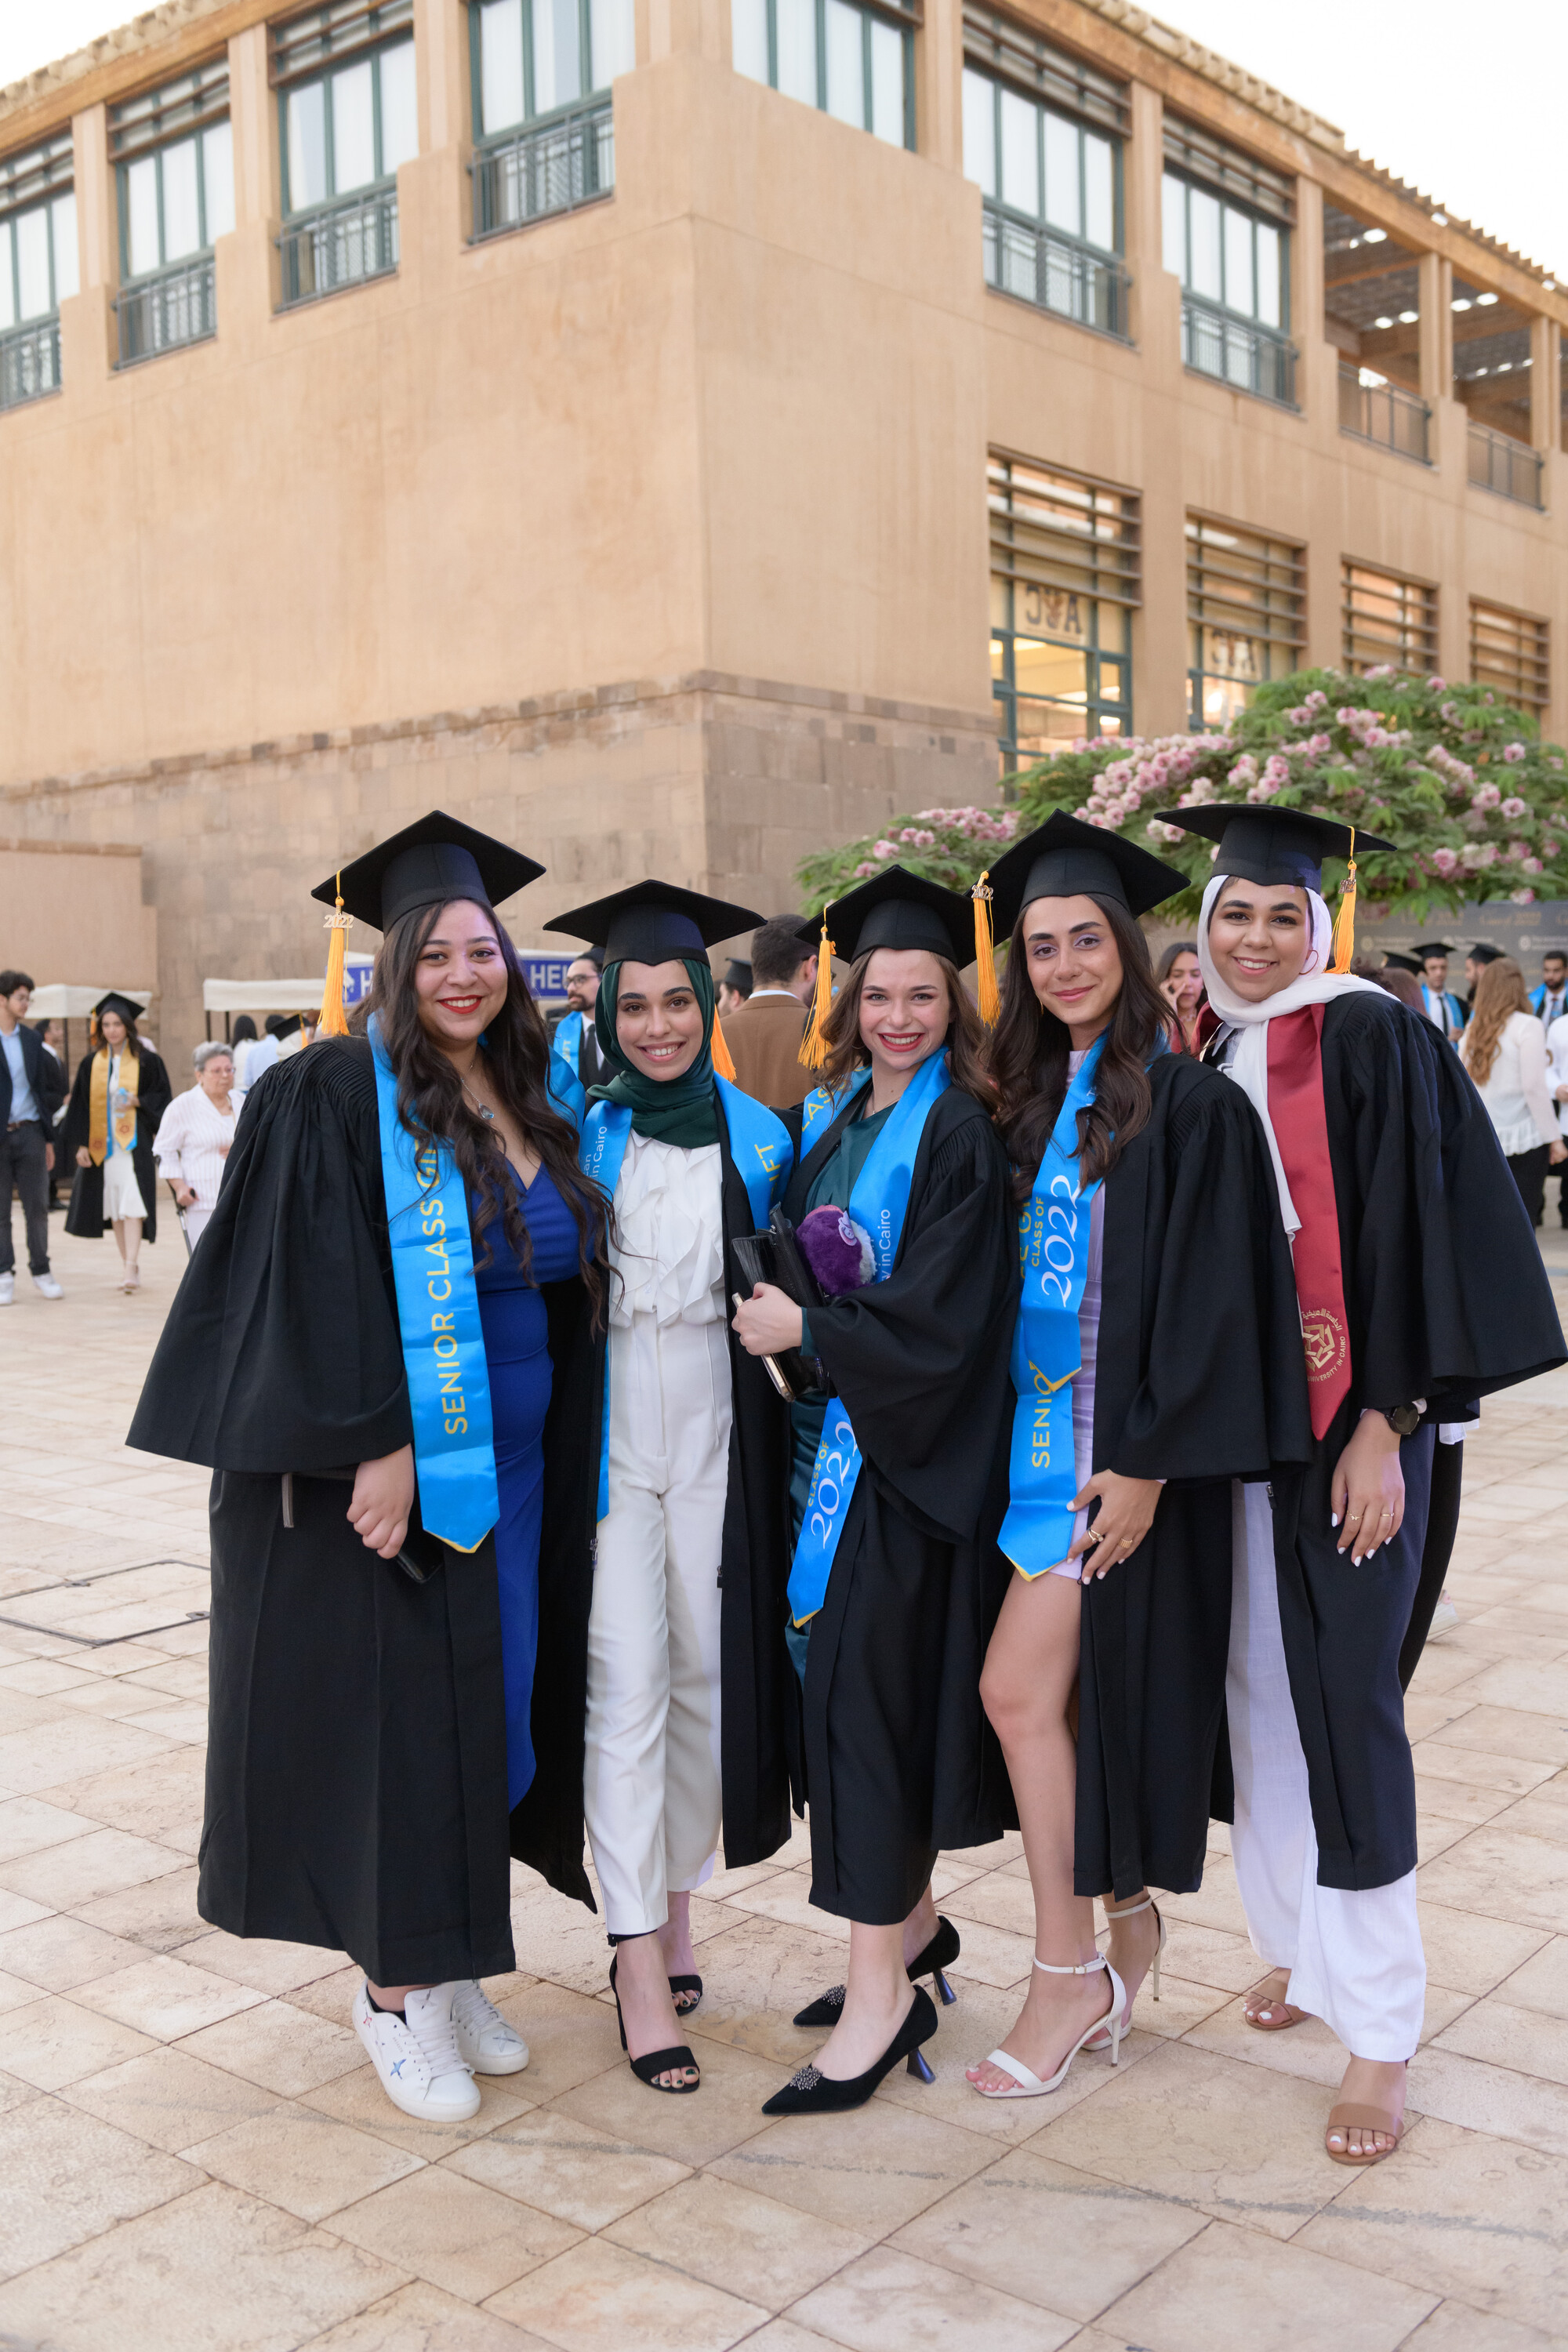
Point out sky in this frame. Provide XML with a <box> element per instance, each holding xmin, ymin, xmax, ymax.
<box><xmin>1</xmin><ymin>0</ymin><xmax>1563</xmax><ymax>272</ymax></box>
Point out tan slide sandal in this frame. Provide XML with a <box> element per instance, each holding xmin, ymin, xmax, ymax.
<box><xmin>1243</xmin><ymin>1972</ymin><xmax>1307</xmax><ymax>2031</ymax></box>
<box><xmin>1325</xmin><ymin>2100</ymin><xmax>1403</xmax><ymax>2165</ymax></box>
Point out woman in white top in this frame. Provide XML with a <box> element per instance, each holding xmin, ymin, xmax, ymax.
<box><xmin>154</xmin><ymin>1043</ymin><xmax>244</xmax><ymax>1246</ymax></box>
<box><xmin>1459</xmin><ymin>957</ymin><xmax>1566</xmax><ymax>1227</ymax></box>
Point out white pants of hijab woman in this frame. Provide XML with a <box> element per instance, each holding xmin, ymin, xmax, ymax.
<box><xmin>1226</xmin><ymin>1480</ymin><xmax>1425</xmax><ymax>2063</ymax></box>
<box><xmin>583</xmin><ymin>1313</ymin><xmax>731</xmax><ymax>1936</ymax></box>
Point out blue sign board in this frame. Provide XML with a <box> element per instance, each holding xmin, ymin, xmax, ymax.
<box><xmin>342</xmin><ymin>954</ymin><xmax>375</xmax><ymax>1007</ymax></box>
<box><xmin>329</xmin><ymin>951</ymin><xmax>574</xmax><ymax>1006</ymax></box>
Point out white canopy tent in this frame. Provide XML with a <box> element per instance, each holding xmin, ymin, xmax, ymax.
<box><xmin>29</xmin><ymin>985</ymin><xmax>153</xmax><ymax>1020</ymax></box>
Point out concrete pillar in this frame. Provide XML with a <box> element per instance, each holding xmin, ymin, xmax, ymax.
<box><xmin>223</xmin><ymin>24</ymin><xmax>281</xmax><ymax>333</ymax></box>
<box><xmin>1417</xmin><ymin>250</ymin><xmax>1451</xmax><ymax>403</ymax></box>
<box><xmin>1293</xmin><ymin>175</ymin><xmax>1325</xmax><ymax>422</ymax></box>
<box><xmin>646</xmin><ymin>0</ymin><xmax>727</xmax><ymax>64</ymax></box>
<box><xmin>62</xmin><ymin>103</ymin><xmax>114</xmax><ymax>386</ymax></box>
<box><xmin>1530</xmin><ymin>313</ymin><xmax>1558</xmax><ymax>448</ymax></box>
<box><xmin>920</xmin><ymin>0</ymin><xmax>964</xmax><ymax>176</ymax></box>
<box><xmin>416</xmin><ymin>0</ymin><xmax>470</xmax><ymax>154</ymax></box>
<box><xmin>1123</xmin><ymin>80</ymin><xmax>1165</xmax><ymax>356</ymax></box>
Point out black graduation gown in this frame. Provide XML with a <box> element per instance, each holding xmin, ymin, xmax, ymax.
<box><xmin>774</xmin><ymin>1083</ymin><xmax>1018</xmax><ymax>1924</ymax></box>
<box><xmin>125</xmin><ymin>1037</ymin><xmax>603</xmax><ymax>1979</ymax></box>
<box><xmin>1067</xmin><ymin>1053</ymin><xmax>1312</xmax><ymax>1902</ymax></box>
<box><xmin>61</xmin><ymin>1044</ymin><xmax>172</xmax><ymax>1243</ymax></box>
<box><xmin>1221</xmin><ymin>992</ymin><xmax>1565</xmax><ymax>1891</ymax></box>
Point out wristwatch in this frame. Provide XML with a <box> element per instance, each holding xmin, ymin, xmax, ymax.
<box><xmin>1380</xmin><ymin>1400</ymin><xmax>1425</xmax><ymax>1438</ymax></box>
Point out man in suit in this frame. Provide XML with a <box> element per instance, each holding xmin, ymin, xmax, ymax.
<box><xmin>1414</xmin><ymin>942</ymin><xmax>1465</xmax><ymax>1039</ymax></box>
<box><xmin>719</xmin><ymin>916</ymin><xmax>819</xmax><ymax>1109</ymax></box>
<box><xmin>548</xmin><ymin>947</ymin><xmax>608</xmax><ymax>1096</ymax></box>
<box><xmin>1529</xmin><ymin>948</ymin><xmax>1568</xmax><ymax>1029</ymax></box>
<box><xmin>0</xmin><ymin>971</ymin><xmax>66</xmax><ymax>1303</ymax></box>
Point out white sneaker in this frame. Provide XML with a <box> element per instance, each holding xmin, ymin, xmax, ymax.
<box><xmin>450</xmin><ymin>1979</ymin><xmax>530</xmax><ymax>2074</ymax></box>
<box><xmin>1427</xmin><ymin>1597</ymin><xmax>1459</xmax><ymax>1640</ymax></box>
<box><xmin>353</xmin><ymin>1981</ymin><xmax>480</xmax><ymax>2122</ymax></box>
<box><xmin>0</xmin><ymin>1274</ymin><xmax>13</xmax><ymax>1305</ymax></box>
<box><xmin>32</xmin><ymin>1274</ymin><xmax>62</xmax><ymax>1299</ymax></box>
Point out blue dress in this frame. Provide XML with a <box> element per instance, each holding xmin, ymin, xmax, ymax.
<box><xmin>472</xmin><ymin>1164</ymin><xmax>580</xmax><ymax>1809</ymax></box>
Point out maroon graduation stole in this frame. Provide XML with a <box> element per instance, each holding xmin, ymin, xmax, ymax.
<box><xmin>1266</xmin><ymin>1004</ymin><xmax>1351</xmax><ymax>1439</ymax></box>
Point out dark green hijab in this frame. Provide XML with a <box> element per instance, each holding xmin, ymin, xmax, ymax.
<box><xmin>590</xmin><ymin>956</ymin><xmax>721</xmax><ymax>1147</ymax></box>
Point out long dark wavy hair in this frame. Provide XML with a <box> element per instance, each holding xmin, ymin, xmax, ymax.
<box><xmin>360</xmin><ymin>898</ymin><xmax>610</xmax><ymax>1319</ymax></box>
<box><xmin>989</xmin><ymin>893</ymin><xmax>1166</xmax><ymax>1200</ymax></box>
<box><xmin>817</xmin><ymin>949</ymin><xmax>993</xmax><ymax>1105</ymax></box>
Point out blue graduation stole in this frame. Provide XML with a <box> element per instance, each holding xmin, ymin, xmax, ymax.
<box><xmin>999</xmin><ymin>1037</ymin><xmax>1105</xmax><ymax>1580</ymax></box>
<box><xmin>549</xmin><ymin>1010</ymin><xmax>587</xmax><ymax>1106</ymax></box>
<box><xmin>369</xmin><ymin>1016</ymin><xmax>499</xmax><ymax>1554</ymax></box>
<box><xmin>575</xmin><ymin>1074</ymin><xmax>793</xmax><ymax>1521</ymax></box>
<box><xmin>800</xmin><ymin>1067</ymin><xmax>870</xmax><ymax>1152</ymax></box>
<box><xmin>787</xmin><ymin>1049</ymin><xmax>949</xmax><ymax>1628</ymax></box>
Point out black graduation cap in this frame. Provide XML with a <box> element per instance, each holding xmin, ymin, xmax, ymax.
<box><xmin>312</xmin><ymin>810</ymin><xmax>544</xmax><ymax>933</ymax></box>
<box><xmin>1168</xmin><ymin>805</ymin><xmax>1397</xmax><ymax>891</ymax></box>
<box><xmin>271</xmin><ymin>1013</ymin><xmax>307</xmax><ymax>1041</ymax></box>
<box><xmin>545</xmin><ymin>880</ymin><xmax>764</xmax><ymax>965</ymax></box>
<box><xmin>986</xmin><ymin>811</ymin><xmax>1185</xmax><ymax>935</ymax></box>
<box><xmin>722</xmin><ymin>960</ymin><xmax>753</xmax><ymax>995</ymax></box>
<box><xmin>93</xmin><ymin>992</ymin><xmax>144</xmax><ymax>1030</ymax></box>
<box><xmin>1382</xmin><ymin>953</ymin><xmax>1425</xmax><ymax>976</ymax></box>
<box><xmin>1414</xmin><ymin>941</ymin><xmax>1456</xmax><ymax>959</ymax></box>
<box><xmin>1469</xmin><ymin>942</ymin><xmax>1504</xmax><ymax>963</ymax></box>
<box><xmin>795</xmin><ymin>866</ymin><xmax>977</xmax><ymax>967</ymax></box>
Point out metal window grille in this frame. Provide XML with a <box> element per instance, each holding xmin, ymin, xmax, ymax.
<box><xmin>1341</xmin><ymin>561</ymin><xmax>1438</xmax><ymax>677</ymax></box>
<box><xmin>982</xmin><ymin>204</ymin><xmax>1129</xmax><ymax>337</ymax></box>
<box><xmin>278</xmin><ymin>185</ymin><xmax>398</xmax><ymax>305</ymax></box>
<box><xmin>0</xmin><ymin>317</ymin><xmax>61</xmax><ymax>410</ymax></box>
<box><xmin>1182</xmin><ymin>295</ymin><xmax>1296</xmax><ymax>406</ymax></box>
<box><xmin>989</xmin><ymin>451</ymin><xmax>1138</xmax><ymax>770</ymax></box>
<box><xmin>1467</xmin><ymin>423</ymin><xmax>1544</xmax><ymax>510</ymax></box>
<box><xmin>1186</xmin><ymin>514</ymin><xmax>1304</xmax><ymax>725</ymax></box>
<box><xmin>1470</xmin><ymin>601</ymin><xmax>1549</xmax><ymax>717</ymax></box>
<box><xmin>1338</xmin><ymin>366</ymin><xmax>1430</xmax><ymax>464</ymax></box>
<box><xmin>111</xmin><ymin>61</ymin><xmax>230</xmax><ymax>159</ymax></box>
<box><xmin>1163</xmin><ymin>114</ymin><xmax>1294</xmax><ymax>225</ymax></box>
<box><xmin>961</xmin><ymin>4</ymin><xmax>1127</xmax><ymax>133</ymax></box>
<box><xmin>271</xmin><ymin>0</ymin><xmax>414</xmax><ymax>85</ymax></box>
<box><xmin>473</xmin><ymin>100</ymin><xmax>615</xmax><ymax>238</ymax></box>
<box><xmin>114</xmin><ymin>253</ymin><xmax>216</xmax><ymax>365</ymax></box>
<box><xmin>0</xmin><ymin>131</ymin><xmax>74</xmax><ymax>224</ymax></box>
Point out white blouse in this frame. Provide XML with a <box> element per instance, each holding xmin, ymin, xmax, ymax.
<box><xmin>153</xmin><ymin>1085</ymin><xmax>243</xmax><ymax>1210</ymax></box>
<box><xmin>610</xmin><ymin>1131</ymin><xmax>726</xmax><ymax>1327</ymax></box>
<box><xmin>1462</xmin><ymin>1011</ymin><xmax>1558</xmax><ymax>1158</ymax></box>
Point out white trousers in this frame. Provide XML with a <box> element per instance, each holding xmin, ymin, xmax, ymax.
<box><xmin>1227</xmin><ymin>1481</ymin><xmax>1425</xmax><ymax>2063</ymax></box>
<box><xmin>583</xmin><ymin>1313</ymin><xmax>731</xmax><ymax>1936</ymax></box>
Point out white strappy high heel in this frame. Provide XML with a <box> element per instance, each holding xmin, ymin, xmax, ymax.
<box><xmin>1086</xmin><ymin>1893</ymin><xmax>1166</xmax><ymax>2053</ymax></box>
<box><xmin>970</xmin><ymin>1951</ymin><xmax>1127</xmax><ymax>2099</ymax></box>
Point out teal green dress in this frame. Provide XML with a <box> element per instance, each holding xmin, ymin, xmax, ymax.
<box><xmin>786</xmin><ymin>1097</ymin><xmax>895</xmax><ymax>1682</ymax></box>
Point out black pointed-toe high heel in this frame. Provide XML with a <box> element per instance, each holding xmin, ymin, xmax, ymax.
<box><xmin>793</xmin><ymin>1917</ymin><xmax>960</xmax><ymax>2029</ymax></box>
<box><xmin>764</xmin><ymin>1985</ymin><xmax>938</xmax><ymax>2116</ymax></box>
<box><xmin>608</xmin><ymin>1944</ymin><xmax>701</xmax><ymax>2094</ymax></box>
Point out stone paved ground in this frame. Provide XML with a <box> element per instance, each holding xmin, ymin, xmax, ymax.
<box><xmin>1</xmin><ymin>1207</ymin><xmax>1566</xmax><ymax>2352</ymax></box>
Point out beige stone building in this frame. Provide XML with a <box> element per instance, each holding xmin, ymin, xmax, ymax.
<box><xmin>1</xmin><ymin>0</ymin><xmax>1563</xmax><ymax>1061</ymax></box>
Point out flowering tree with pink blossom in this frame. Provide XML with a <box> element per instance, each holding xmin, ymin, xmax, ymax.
<box><xmin>796</xmin><ymin>673</ymin><xmax>1568</xmax><ymax>925</ymax></box>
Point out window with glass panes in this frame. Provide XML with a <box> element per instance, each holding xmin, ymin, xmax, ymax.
<box><xmin>0</xmin><ymin>133</ymin><xmax>78</xmax><ymax>332</ymax></box>
<box><xmin>1342</xmin><ymin>561</ymin><xmax>1438</xmax><ymax>677</ymax></box>
<box><xmin>274</xmin><ymin>1</ymin><xmax>418</xmax><ymax>213</ymax></box>
<box><xmin>112</xmin><ymin>64</ymin><xmax>235</xmax><ymax>281</ymax></box>
<box><xmin>1186</xmin><ymin>516</ymin><xmax>1305</xmax><ymax>730</ymax></box>
<box><xmin>1471</xmin><ymin>600</ymin><xmax>1548</xmax><ymax>718</ymax></box>
<box><xmin>471</xmin><ymin>0</ymin><xmax>634</xmax><ymax>132</ymax></box>
<box><xmin>732</xmin><ymin>0</ymin><xmax>915</xmax><ymax>150</ymax></box>
<box><xmin>1162</xmin><ymin>116</ymin><xmax>1291</xmax><ymax>395</ymax></box>
<box><xmin>961</xmin><ymin>8</ymin><xmax>1126</xmax><ymax>332</ymax></box>
<box><xmin>989</xmin><ymin>452</ymin><xmax>1138</xmax><ymax>773</ymax></box>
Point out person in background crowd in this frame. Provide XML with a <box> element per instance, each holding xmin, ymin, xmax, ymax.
<box><xmin>720</xmin><ymin>914</ymin><xmax>820</xmax><ymax>1109</ymax></box>
<box><xmin>229</xmin><ymin>1014</ymin><xmax>260</xmax><ymax>1090</ymax></box>
<box><xmin>1414</xmin><ymin>943</ymin><xmax>1465</xmax><ymax>1039</ymax></box>
<box><xmin>154</xmin><ymin>1043</ymin><xmax>245</xmax><ymax>1248</ymax></box>
<box><xmin>1154</xmin><ymin>939</ymin><xmax>1204</xmax><ymax>1053</ymax></box>
<box><xmin>1547</xmin><ymin>999</ymin><xmax>1568</xmax><ymax>1231</ymax></box>
<box><xmin>550</xmin><ymin>949</ymin><xmax>608</xmax><ymax>1094</ymax></box>
<box><xmin>0</xmin><ymin>970</ymin><xmax>66</xmax><ymax>1305</ymax></box>
<box><xmin>1530</xmin><ymin>948</ymin><xmax>1568</xmax><ymax>1028</ymax></box>
<box><xmin>32</xmin><ymin>1017</ymin><xmax>64</xmax><ymax>1066</ymax></box>
<box><xmin>1372</xmin><ymin>956</ymin><xmax>1426</xmax><ymax>1014</ymax></box>
<box><xmin>61</xmin><ymin>993</ymin><xmax>171</xmax><ymax>1294</ymax></box>
<box><xmin>1460</xmin><ymin>957</ymin><xmax>1566</xmax><ymax>1226</ymax></box>
<box><xmin>717</xmin><ymin>960</ymin><xmax>753</xmax><ymax>1019</ymax></box>
<box><xmin>1465</xmin><ymin>942</ymin><xmax>1504</xmax><ymax>1018</ymax></box>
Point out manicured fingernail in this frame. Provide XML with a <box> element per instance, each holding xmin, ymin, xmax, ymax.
<box><xmin>1330</xmin><ymin>1512</ymin><xmax>1340</xmax><ymax>1527</ymax></box>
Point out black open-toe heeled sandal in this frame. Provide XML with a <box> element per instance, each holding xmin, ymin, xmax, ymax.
<box><xmin>794</xmin><ymin>1917</ymin><xmax>960</xmax><ymax>2029</ymax></box>
<box><xmin>669</xmin><ymin>1973</ymin><xmax>703</xmax><ymax>2016</ymax></box>
<box><xmin>608</xmin><ymin>1945</ymin><xmax>701</xmax><ymax>2093</ymax></box>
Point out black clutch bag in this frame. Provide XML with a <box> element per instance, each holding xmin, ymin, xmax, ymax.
<box><xmin>731</xmin><ymin>1208</ymin><xmax>832</xmax><ymax>1403</ymax></box>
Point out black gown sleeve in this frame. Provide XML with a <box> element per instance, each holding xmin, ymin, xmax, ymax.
<box><xmin>59</xmin><ymin>1056</ymin><xmax>93</xmax><ymax>1160</ymax></box>
<box><xmin>137</xmin><ymin>1049</ymin><xmax>173</xmax><ymax>1136</ymax></box>
<box><xmin>1325</xmin><ymin>995</ymin><xmax>1565</xmax><ymax>1410</ymax></box>
<box><xmin>803</xmin><ymin>1105</ymin><xmax>1017</xmax><ymax>1541</ymax></box>
<box><xmin>1103</xmin><ymin>1072</ymin><xmax>1312</xmax><ymax>1483</ymax></box>
<box><xmin>128</xmin><ymin>1038</ymin><xmax>412</xmax><ymax>1473</ymax></box>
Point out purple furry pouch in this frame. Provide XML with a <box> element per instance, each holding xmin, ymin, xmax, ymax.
<box><xmin>796</xmin><ymin>1207</ymin><xmax>876</xmax><ymax>1296</ymax></box>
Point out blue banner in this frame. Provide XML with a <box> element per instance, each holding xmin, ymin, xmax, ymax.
<box><xmin>369</xmin><ymin>1015</ymin><xmax>499</xmax><ymax>1554</ymax></box>
<box><xmin>998</xmin><ymin>1036</ymin><xmax>1105</xmax><ymax>1580</ymax></box>
<box><xmin>787</xmin><ymin>1049</ymin><xmax>949</xmax><ymax>1627</ymax></box>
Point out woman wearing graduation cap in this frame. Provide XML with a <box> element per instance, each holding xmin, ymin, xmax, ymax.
<box><xmin>964</xmin><ymin>814</ymin><xmax>1307</xmax><ymax>2103</ymax></box>
<box><xmin>542</xmin><ymin>881</ymin><xmax>798</xmax><ymax>2096</ymax></box>
<box><xmin>130</xmin><ymin>813</ymin><xmax>611</xmax><ymax>2126</ymax></box>
<box><xmin>1173</xmin><ymin>804</ymin><xmax>1564</xmax><ymax>2164</ymax></box>
<box><xmin>62</xmin><ymin>993</ymin><xmax>172</xmax><ymax>1290</ymax></box>
<box><xmin>731</xmin><ymin>866</ymin><xmax>1016</xmax><ymax>2113</ymax></box>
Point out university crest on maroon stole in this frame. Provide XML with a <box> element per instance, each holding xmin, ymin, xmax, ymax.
<box><xmin>1267</xmin><ymin>1005</ymin><xmax>1353</xmax><ymax>1439</ymax></box>
<box><xmin>1301</xmin><ymin>1305</ymin><xmax>1348</xmax><ymax>1385</ymax></box>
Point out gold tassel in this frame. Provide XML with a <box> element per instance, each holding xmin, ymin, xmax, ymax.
<box><xmin>1329</xmin><ymin>828</ymin><xmax>1358</xmax><ymax>975</ymax></box>
<box><xmin>711</xmin><ymin>1011</ymin><xmax>738</xmax><ymax>1083</ymax></box>
<box><xmin>798</xmin><ymin>908</ymin><xmax>836</xmax><ymax>1069</ymax></box>
<box><xmin>315</xmin><ymin>873</ymin><xmax>353</xmax><ymax>1039</ymax></box>
<box><xmin>972</xmin><ymin>872</ymin><xmax>1000</xmax><ymax>1026</ymax></box>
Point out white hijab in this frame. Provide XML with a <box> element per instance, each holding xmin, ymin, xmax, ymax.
<box><xmin>1197</xmin><ymin>873</ymin><xmax>1382</xmax><ymax>1237</ymax></box>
